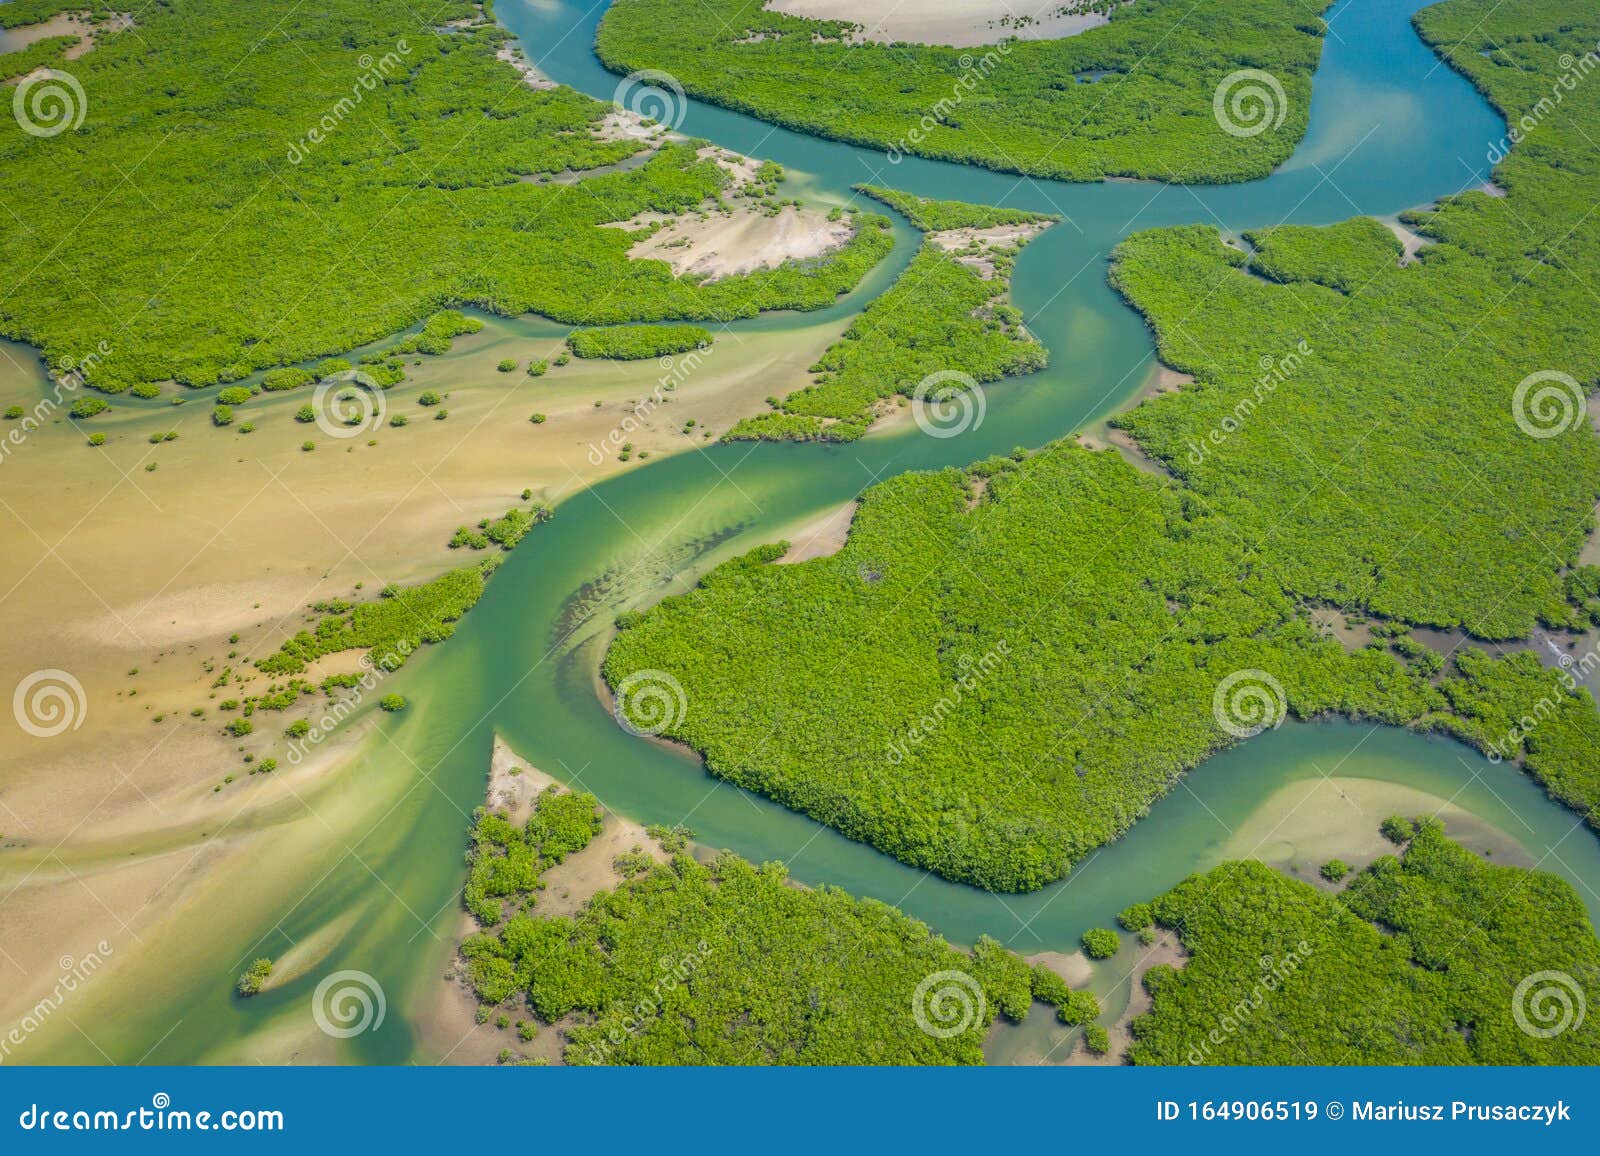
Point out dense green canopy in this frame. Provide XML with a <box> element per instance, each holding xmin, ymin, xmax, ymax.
<box><xmin>0</xmin><ymin>0</ymin><xmax>889</xmax><ymax>393</ymax></box>
<box><xmin>459</xmin><ymin>789</ymin><xmax>1095</xmax><ymax>1065</ymax></box>
<box><xmin>596</xmin><ymin>0</ymin><xmax>1333</xmax><ymax>182</ymax></box>
<box><xmin>604</xmin><ymin>0</ymin><xmax>1600</xmax><ymax>890</ymax></box>
<box><xmin>1130</xmin><ymin>822</ymin><xmax>1600</xmax><ymax>1064</ymax></box>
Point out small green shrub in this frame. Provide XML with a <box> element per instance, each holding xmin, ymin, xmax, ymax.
<box><xmin>236</xmin><ymin>958</ymin><xmax>272</xmax><ymax>996</ymax></box>
<box><xmin>1081</xmin><ymin>928</ymin><xmax>1119</xmax><ymax>959</ymax></box>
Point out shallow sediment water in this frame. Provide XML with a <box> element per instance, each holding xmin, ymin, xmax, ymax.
<box><xmin>32</xmin><ymin>0</ymin><xmax>1600</xmax><ymax>1064</ymax></box>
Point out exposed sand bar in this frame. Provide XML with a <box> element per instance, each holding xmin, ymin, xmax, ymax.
<box><xmin>764</xmin><ymin>0</ymin><xmax>1117</xmax><ymax>47</ymax></box>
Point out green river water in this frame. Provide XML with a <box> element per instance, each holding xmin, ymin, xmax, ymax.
<box><xmin>33</xmin><ymin>0</ymin><xmax>1600</xmax><ymax>1063</ymax></box>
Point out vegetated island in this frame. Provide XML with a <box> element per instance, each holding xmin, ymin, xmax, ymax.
<box><xmin>1127</xmin><ymin>820</ymin><xmax>1600</xmax><ymax>1064</ymax></box>
<box><xmin>567</xmin><ymin>324</ymin><xmax>713</xmax><ymax>361</ymax></box>
<box><xmin>0</xmin><ymin>0</ymin><xmax>891</xmax><ymax>395</ymax></box>
<box><xmin>596</xmin><ymin>0</ymin><xmax>1332</xmax><ymax>183</ymax></box>
<box><xmin>455</xmin><ymin>764</ymin><xmax>1099</xmax><ymax>1065</ymax></box>
<box><xmin>603</xmin><ymin>0</ymin><xmax>1600</xmax><ymax>892</ymax></box>
<box><xmin>726</xmin><ymin>188</ymin><xmax>1054</xmax><ymax>442</ymax></box>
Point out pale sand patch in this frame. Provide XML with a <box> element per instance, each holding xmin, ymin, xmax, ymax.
<box><xmin>1380</xmin><ymin>215</ymin><xmax>1432</xmax><ymax>266</ymax></box>
<box><xmin>625</xmin><ymin>204</ymin><xmax>855</xmax><ymax>281</ymax></box>
<box><xmin>592</xmin><ymin>108</ymin><xmax>668</xmax><ymax>145</ymax></box>
<box><xmin>927</xmin><ymin>220</ymin><xmax>1053</xmax><ymax>280</ymax></box>
<box><xmin>764</xmin><ymin>0</ymin><xmax>1120</xmax><ymax>48</ymax></box>
<box><xmin>495</xmin><ymin>41</ymin><xmax>556</xmax><ymax>90</ymax></box>
<box><xmin>255</xmin><ymin>909</ymin><xmax>362</xmax><ymax>992</ymax></box>
<box><xmin>775</xmin><ymin>500</ymin><xmax>857</xmax><ymax>563</ymax></box>
<box><xmin>1077</xmin><ymin>427</ymin><xmax>1170</xmax><ymax>478</ymax></box>
<box><xmin>1027</xmin><ymin>949</ymin><xmax>1092</xmax><ymax>987</ymax></box>
<box><xmin>1217</xmin><ymin>775</ymin><xmax>1531</xmax><ymax>884</ymax></box>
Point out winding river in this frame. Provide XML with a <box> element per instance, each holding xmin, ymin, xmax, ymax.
<box><xmin>37</xmin><ymin>0</ymin><xmax>1600</xmax><ymax>1064</ymax></box>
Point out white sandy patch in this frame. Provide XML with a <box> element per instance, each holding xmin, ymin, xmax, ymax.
<box><xmin>1027</xmin><ymin>949</ymin><xmax>1093</xmax><ymax>987</ymax></box>
<box><xmin>776</xmin><ymin>500</ymin><xmax>857</xmax><ymax>563</ymax></box>
<box><xmin>495</xmin><ymin>42</ymin><xmax>556</xmax><ymax>90</ymax></box>
<box><xmin>927</xmin><ymin>221</ymin><xmax>1052</xmax><ymax>279</ymax></box>
<box><xmin>763</xmin><ymin>0</ymin><xmax>1121</xmax><ymax>48</ymax></box>
<box><xmin>625</xmin><ymin>203</ymin><xmax>854</xmax><ymax>281</ymax></box>
<box><xmin>1380</xmin><ymin>216</ymin><xmax>1431</xmax><ymax>266</ymax></box>
<box><xmin>592</xmin><ymin>108</ymin><xmax>669</xmax><ymax>144</ymax></box>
